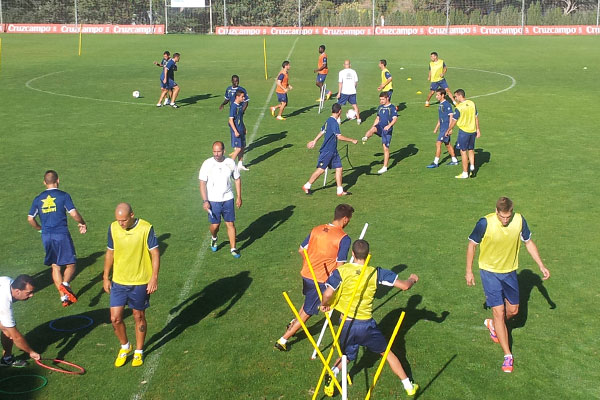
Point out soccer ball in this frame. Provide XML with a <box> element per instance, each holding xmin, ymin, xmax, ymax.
<box><xmin>132</xmin><ymin>91</ymin><xmax>140</xmax><ymax>98</ymax></box>
<box><xmin>346</xmin><ymin>109</ymin><xmax>357</xmax><ymax>120</ymax></box>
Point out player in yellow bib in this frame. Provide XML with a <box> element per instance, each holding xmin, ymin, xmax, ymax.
<box><xmin>466</xmin><ymin>197</ymin><xmax>550</xmax><ymax>373</ymax></box>
<box><xmin>103</xmin><ymin>203</ymin><xmax>160</xmax><ymax>368</ymax></box>
<box><xmin>320</xmin><ymin>239</ymin><xmax>419</xmax><ymax>397</ymax></box>
<box><xmin>377</xmin><ymin>59</ymin><xmax>394</xmax><ymax>102</ymax></box>
<box><xmin>425</xmin><ymin>52</ymin><xmax>456</xmax><ymax>107</ymax></box>
<box><xmin>446</xmin><ymin>89</ymin><xmax>481</xmax><ymax>179</ymax></box>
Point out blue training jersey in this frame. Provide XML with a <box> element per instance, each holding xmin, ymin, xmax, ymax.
<box><xmin>319</xmin><ymin>116</ymin><xmax>341</xmax><ymax>153</ymax></box>
<box><xmin>229</xmin><ymin>102</ymin><xmax>245</xmax><ymax>132</ymax></box>
<box><xmin>28</xmin><ymin>188</ymin><xmax>76</xmax><ymax>234</ymax></box>
<box><xmin>377</xmin><ymin>103</ymin><xmax>397</xmax><ymax>127</ymax></box>
<box><xmin>224</xmin><ymin>86</ymin><xmax>249</xmax><ymax>104</ymax></box>
<box><xmin>438</xmin><ymin>100</ymin><xmax>453</xmax><ymax>132</ymax></box>
<box><xmin>161</xmin><ymin>59</ymin><xmax>176</xmax><ymax>81</ymax></box>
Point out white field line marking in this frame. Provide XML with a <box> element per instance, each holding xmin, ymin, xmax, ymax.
<box><xmin>246</xmin><ymin>36</ymin><xmax>299</xmax><ymax>146</ymax></box>
<box><xmin>451</xmin><ymin>67</ymin><xmax>517</xmax><ymax>99</ymax></box>
<box><xmin>131</xmin><ymin>233</ymin><xmax>211</xmax><ymax>400</ymax></box>
<box><xmin>25</xmin><ymin>71</ymin><xmax>152</xmax><ymax>106</ymax></box>
<box><xmin>131</xmin><ymin>38</ymin><xmax>299</xmax><ymax>399</ymax></box>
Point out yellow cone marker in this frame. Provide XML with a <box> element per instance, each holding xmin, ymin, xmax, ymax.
<box><xmin>406</xmin><ymin>77</ymin><xmax>412</xmax><ymax>81</ymax></box>
<box><xmin>416</xmin><ymin>91</ymin><xmax>422</xmax><ymax>94</ymax></box>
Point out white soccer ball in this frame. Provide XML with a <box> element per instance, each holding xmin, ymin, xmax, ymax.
<box><xmin>132</xmin><ymin>90</ymin><xmax>140</xmax><ymax>98</ymax></box>
<box><xmin>346</xmin><ymin>109</ymin><xmax>357</xmax><ymax>120</ymax></box>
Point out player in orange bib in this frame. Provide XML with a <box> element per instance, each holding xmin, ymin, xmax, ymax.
<box><xmin>270</xmin><ymin>61</ymin><xmax>292</xmax><ymax>121</ymax></box>
<box><xmin>314</xmin><ymin>45</ymin><xmax>333</xmax><ymax>102</ymax></box>
<box><xmin>274</xmin><ymin>204</ymin><xmax>354</xmax><ymax>351</ymax></box>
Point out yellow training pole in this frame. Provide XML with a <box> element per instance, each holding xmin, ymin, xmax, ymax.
<box><xmin>364</xmin><ymin>311</ymin><xmax>406</xmax><ymax>400</ymax></box>
<box><xmin>263</xmin><ymin>38</ymin><xmax>268</xmax><ymax>80</ymax></box>
<box><xmin>282</xmin><ymin>291</ymin><xmax>343</xmax><ymax>393</ymax></box>
<box><xmin>312</xmin><ymin>254</ymin><xmax>371</xmax><ymax>400</ymax></box>
<box><xmin>78</xmin><ymin>24</ymin><xmax>82</xmax><ymax>56</ymax></box>
<box><xmin>302</xmin><ymin>249</ymin><xmax>352</xmax><ymax>386</ymax></box>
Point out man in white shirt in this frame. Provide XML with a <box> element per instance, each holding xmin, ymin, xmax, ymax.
<box><xmin>337</xmin><ymin>60</ymin><xmax>361</xmax><ymax>125</ymax></box>
<box><xmin>0</xmin><ymin>275</ymin><xmax>41</xmax><ymax>367</ymax></box>
<box><xmin>199</xmin><ymin>141</ymin><xmax>243</xmax><ymax>258</ymax></box>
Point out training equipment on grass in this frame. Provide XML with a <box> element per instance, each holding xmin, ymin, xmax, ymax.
<box><xmin>281</xmin><ymin>291</ymin><xmax>343</xmax><ymax>394</ymax></box>
<box><xmin>312</xmin><ymin>222</ymin><xmax>369</xmax><ymax>360</ymax></box>
<box><xmin>318</xmin><ymin>83</ymin><xmax>326</xmax><ymax>114</ymax></box>
<box><xmin>263</xmin><ymin>38</ymin><xmax>268</xmax><ymax>80</ymax></box>
<box><xmin>0</xmin><ymin>374</ymin><xmax>48</xmax><ymax>395</ymax></box>
<box><xmin>132</xmin><ymin>91</ymin><xmax>140</xmax><ymax>98</ymax></box>
<box><xmin>35</xmin><ymin>358</ymin><xmax>86</xmax><ymax>375</ymax></box>
<box><xmin>49</xmin><ymin>315</ymin><xmax>94</xmax><ymax>332</ymax></box>
<box><xmin>346</xmin><ymin>109</ymin><xmax>357</xmax><ymax>120</ymax></box>
<box><xmin>365</xmin><ymin>311</ymin><xmax>406</xmax><ymax>400</ymax></box>
<box><xmin>78</xmin><ymin>24</ymin><xmax>82</xmax><ymax>56</ymax></box>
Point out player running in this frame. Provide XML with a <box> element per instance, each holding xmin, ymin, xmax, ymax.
<box><xmin>425</xmin><ymin>52</ymin><xmax>456</xmax><ymax>107</ymax></box>
<box><xmin>302</xmin><ymin>103</ymin><xmax>357</xmax><ymax>196</ymax></box>
<box><xmin>361</xmin><ymin>92</ymin><xmax>398</xmax><ymax>174</ymax></box>
<box><xmin>270</xmin><ymin>61</ymin><xmax>292</xmax><ymax>121</ymax></box>
<box><xmin>229</xmin><ymin>90</ymin><xmax>249</xmax><ymax>171</ymax></box>
<box><xmin>426</xmin><ymin>88</ymin><xmax>459</xmax><ymax>168</ymax></box>
<box><xmin>314</xmin><ymin>45</ymin><xmax>333</xmax><ymax>102</ymax></box>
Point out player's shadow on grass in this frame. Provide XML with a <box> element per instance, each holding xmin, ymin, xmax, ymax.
<box><xmin>144</xmin><ymin>271</ymin><xmax>252</xmax><ymax>356</ymax></box>
<box><xmin>350</xmin><ymin>295</ymin><xmax>449</xmax><ymax>387</ymax></box>
<box><xmin>25</xmin><ymin>308</ymin><xmax>128</xmax><ymax>360</ymax></box>
<box><xmin>287</xmin><ymin>104</ymin><xmax>318</xmax><ymax>117</ymax></box>
<box><xmin>246</xmin><ymin>131</ymin><xmax>287</xmax><ymax>153</ymax></box>
<box><xmin>342</xmin><ymin>161</ymin><xmax>379</xmax><ymax>191</ymax></box>
<box><xmin>247</xmin><ymin>144</ymin><xmax>293</xmax><ymax>167</ymax></box>
<box><xmin>381</xmin><ymin>143</ymin><xmax>418</xmax><ymax>170</ymax></box>
<box><xmin>396</xmin><ymin>102</ymin><xmax>407</xmax><ymax>112</ymax></box>
<box><xmin>509</xmin><ymin>269</ymin><xmax>556</xmax><ymax>330</ymax></box>
<box><xmin>237</xmin><ymin>206</ymin><xmax>295</xmax><ymax>251</ymax></box>
<box><xmin>177</xmin><ymin>93</ymin><xmax>218</xmax><ymax>106</ymax></box>
<box><xmin>157</xmin><ymin>233</ymin><xmax>171</xmax><ymax>256</ymax></box>
<box><xmin>31</xmin><ymin>251</ymin><xmax>104</xmax><ymax>294</ymax></box>
<box><xmin>471</xmin><ymin>148</ymin><xmax>491</xmax><ymax>178</ymax></box>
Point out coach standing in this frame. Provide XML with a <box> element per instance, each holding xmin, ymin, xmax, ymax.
<box><xmin>103</xmin><ymin>203</ymin><xmax>160</xmax><ymax>368</ymax></box>
<box><xmin>199</xmin><ymin>141</ymin><xmax>242</xmax><ymax>258</ymax></box>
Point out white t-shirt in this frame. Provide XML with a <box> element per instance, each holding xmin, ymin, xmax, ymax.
<box><xmin>0</xmin><ymin>277</ymin><xmax>16</xmax><ymax>328</ymax></box>
<box><xmin>338</xmin><ymin>68</ymin><xmax>359</xmax><ymax>95</ymax></box>
<box><xmin>198</xmin><ymin>157</ymin><xmax>240</xmax><ymax>202</ymax></box>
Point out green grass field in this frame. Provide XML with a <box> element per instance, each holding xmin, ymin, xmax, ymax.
<box><xmin>0</xmin><ymin>33</ymin><xmax>599</xmax><ymax>399</ymax></box>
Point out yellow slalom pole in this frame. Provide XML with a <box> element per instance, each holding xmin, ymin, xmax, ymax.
<box><xmin>364</xmin><ymin>311</ymin><xmax>406</xmax><ymax>400</ymax></box>
<box><xmin>263</xmin><ymin>38</ymin><xmax>268</xmax><ymax>80</ymax></box>
<box><xmin>78</xmin><ymin>24</ymin><xmax>82</xmax><ymax>56</ymax></box>
<box><xmin>302</xmin><ymin>249</ymin><xmax>352</xmax><ymax>386</ymax></box>
<box><xmin>282</xmin><ymin>291</ymin><xmax>343</xmax><ymax>393</ymax></box>
<box><xmin>313</xmin><ymin>254</ymin><xmax>372</xmax><ymax>400</ymax></box>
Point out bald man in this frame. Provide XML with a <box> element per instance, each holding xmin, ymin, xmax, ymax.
<box><xmin>337</xmin><ymin>59</ymin><xmax>361</xmax><ymax>125</ymax></box>
<box><xmin>103</xmin><ymin>203</ymin><xmax>160</xmax><ymax>368</ymax></box>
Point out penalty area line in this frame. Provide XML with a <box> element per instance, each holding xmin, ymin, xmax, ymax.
<box><xmin>131</xmin><ymin>233</ymin><xmax>211</xmax><ymax>400</ymax></box>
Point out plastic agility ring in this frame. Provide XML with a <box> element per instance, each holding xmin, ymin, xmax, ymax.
<box><xmin>0</xmin><ymin>374</ymin><xmax>48</xmax><ymax>394</ymax></box>
<box><xmin>49</xmin><ymin>315</ymin><xmax>93</xmax><ymax>332</ymax></box>
<box><xmin>35</xmin><ymin>358</ymin><xmax>86</xmax><ymax>375</ymax></box>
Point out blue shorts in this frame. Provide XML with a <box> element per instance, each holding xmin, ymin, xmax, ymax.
<box><xmin>430</xmin><ymin>79</ymin><xmax>449</xmax><ymax>91</ymax></box>
<box><xmin>385</xmin><ymin>90</ymin><xmax>393</xmax><ymax>102</ymax></box>
<box><xmin>337</xmin><ymin>94</ymin><xmax>357</xmax><ymax>105</ymax></box>
<box><xmin>160</xmin><ymin>79</ymin><xmax>177</xmax><ymax>90</ymax></box>
<box><xmin>456</xmin><ymin>130</ymin><xmax>476</xmax><ymax>151</ymax></box>
<box><xmin>374</xmin><ymin>125</ymin><xmax>393</xmax><ymax>148</ymax></box>
<box><xmin>231</xmin><ymin>130</ymin><xmax>246</xmax><ymax>149</ymax></box>
<box><xmin>302</xmin><ymin>277</ymin><xmax>326</xmax><ymax>316</ymax></box>
<box><xmin>110</xmin><ymin>282</ymin><xmax>150</xmax><ymax>310</ymax></box>
<box><xmin>316</xmin><ymin>74</ymin><xmax>327</xmax><ymax>83</ymax></box>
<box><xmin>339</xmin><ymin>318</ymin><xmax>387</xmax><ymax>361</ymax></box>
<box><xmin>42</xmin><ymin>233</ymin><xmax>76</xmax><ymax>266</ymax></box>
<box><xmin>208</xmin><ymin>198</ymin><xmax>235</xmax><ymax>224</ymax></box>
<box><xmin>317</xmin><ymin>151</ymin><xmax>342</xmax><ymax>169</ymax></box>
<box><xmin>480</xmin><ymin>269</ymin><xmax>519</xmax><ymax>307</ymax></box>
<box><xmin>276</xmin><ymin>93</ymin><xmax>288</xmax><ymax>104</ymax></box>
<box><xmin>437</xmin><ymin>129</ymin><xmax>451</xmax><ymax>144</ymax></box>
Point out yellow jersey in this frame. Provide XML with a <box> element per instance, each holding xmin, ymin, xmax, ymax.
<box><xmin>455</xmin><ymin>100</ymin><xmax>477</xmax><ymax>133</ymax></box>
<box><xmin>380</xmin><ymin>68</ymin><xmax>392</xmax><ymax>91</ymax></box>
<box><xmin>429</xmin><ymin>59</ymin><xmax>445</xmax><ymax>82</ymax></box>
<box><xmin>110</xmin><ymin>219</ymin><xmax>155</xmax><ymax>285</ymax></box>
<box><xmin>479</xmin><ymin>212</ymin><xmax>524</xmax><ymax>273</ymax></box>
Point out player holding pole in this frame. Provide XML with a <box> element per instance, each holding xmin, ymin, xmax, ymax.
<box><xmin>319</xmin><ymin>239</ymin><xmax>419</xmax><ymax>397</ymax></box>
